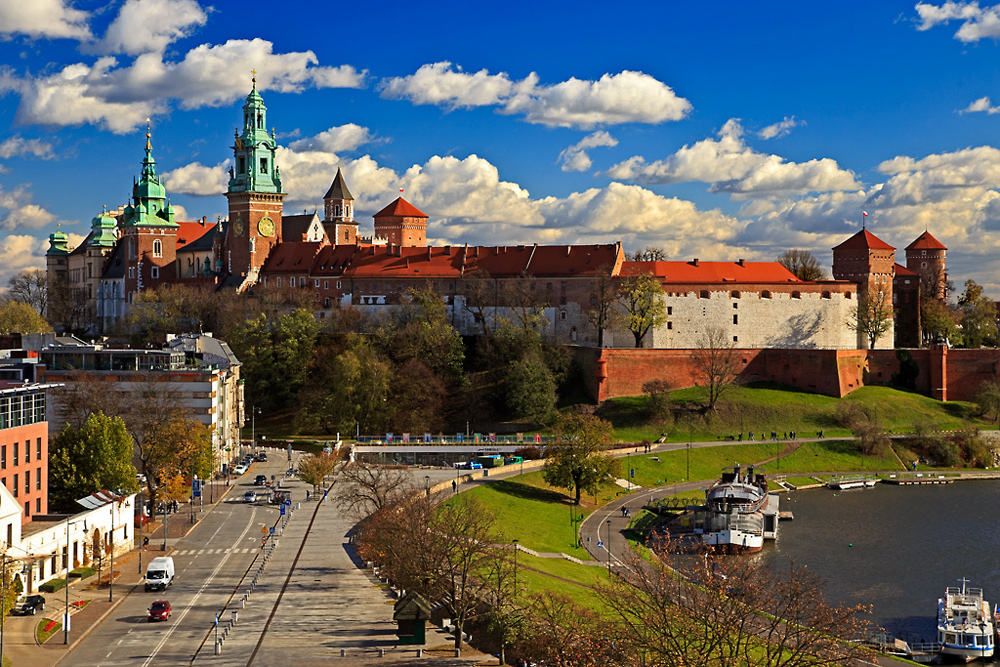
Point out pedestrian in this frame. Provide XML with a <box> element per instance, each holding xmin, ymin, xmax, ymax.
<box><xmin>452</xmin><ymin>480</ymin><xmax>457</xmax><ymax>493</ymax></box>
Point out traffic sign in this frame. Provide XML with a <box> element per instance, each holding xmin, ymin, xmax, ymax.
<box><xmin>284</xmin><ymin>499</ymin><xmax>292</xmax><ymax>506</ymax></box>
<box><xmin>260</xmin><ymin>526</ymin><xmax>267</xmax><ymax>534</ymax></box>
<box><xmin>597</xmin><ymin>540</ymin><xmax>604</xmax><ymax>548</ymax></box>
<box><xmin>630</xmin><ymin>469</ymin><xmax>634</xmax><ymax>478</ymax></box>
<box><xmin>279</xmin><ymin>504</ymin><xmax>286</xmax><ymax>516</ymax></box>
<box><xmin>269</xmin><ymin>526</ymin><xmax>275</xmax><ymax>534</ymax></box>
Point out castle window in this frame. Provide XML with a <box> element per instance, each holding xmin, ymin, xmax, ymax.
<box><xmin>336</xmin><ymin>281</ymin><xmax>341</xmax><ymax>289</ymax></box>
<box><xmin>323</xmin><ymin>297</ymin><xmax>330</xmax><ymax>307</ymax></box>
<box><xmin>791</xmin><ymin>291</ymin><xmax>801</xmax><ymax>299</ymax></box>
<box><xmin>249</xmin><ymin>238</ymin><xmax>255</xmax><ymax>253</ymax></box>
<box><xmin>560</xmin><ymin>311</ymin><xmax>567</xmax><ymax>320</ymax></box>
<box><xmin>730</xmin><ymin>290</ymin><xmax>740</xmax><ymax>298</ymax></box>
<box><xmin>733</xmin><ymin>336</ymin><xmax>738</xmax><ymax>343</ymax></box>
<box><xmin>153</xmin><ymin>239</ymin><xmax>162</xmax><ymax>257</ymax></box>
<box><xmin>128</xmin><ymin>237</ymin><xmax>137</xmax><ymax>259</ymax></box>
<box><xmin>733</xmin><ymin>314</ymin><xmax>738</xmax><ymax>325</ymax></box>
<box><xmin>733</xmin><ymin>302</ymin><xmax>738</xmax><ymax>309</ymax></box>
<box><xmin>822</xmin><ymin>291</ymin><xmax>831</xmax><ymax>299</ymax></box>
<box><xmin>151</xmin><ymin>266</ymin><xmax>159</xmax><ymax>279</ymax></box>
<box><xmin>667</xmin><ymin>321</ymin><xmax>673</xmax><ymax>330</ymax></box>
<box><xmin>314</xmin><ymin>279</ymin><xmax>320</xmax><ymax>288</ymax></box>
<box><xmin>276</xmin><ymin>277</ymin><xmax>281</xmax><ymax>287</ymax></box>
<box><xmin>344</xmin><ymin>229</ymin><xmax>349</xmax><ymax>241</ymax></box>
<box><xmin>334</xmin><ymin>205</ymin><xmax>342</xmax><ymax>217</ymax></box>
<box><xmin>700</xmin><ymin>290</ymin><xmax>709</xmax><ymax>299</ymax></box>
<box><xmin>346</xmin><ymin>204</ymin><xmax>352</xmax><ymax>218</ymax></box>
<box><xmin>128</xmin><ymin>267</ymin><xmax>135</xmax><ymax>279</ymax></box>
<box><xmin>238</xmin><ymin>156</ymin><xmax>246</xmax><ymax>174</ymax></box>
<box><xmin>260</xmin><ymin>158</ymin><xmax>267</xmax><ymax>174</ymax></box>
<box><xmin>667</xmin><ymin>306</ymin><xmax>672</xmax><ymax>315</ymax></box>
<box><xmin>846</xmin><ymin>291</ymin><xmax>852</xmax><ymax>299</ymax></box>
<box><xmin>762</xmin><ymin>291</ymin><xmax>771</xmax><ymax>299</ymax></box>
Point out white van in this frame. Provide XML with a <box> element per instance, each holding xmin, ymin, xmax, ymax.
<box><xmin>145</xmin><ymin>556</ymin><xmax>175</xmax><ymax>592</ymax></box>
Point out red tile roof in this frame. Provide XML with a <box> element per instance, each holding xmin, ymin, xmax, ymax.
<box><xmin>175</xmin><ymin>221</ymin><xmax>215</xmax><ymax>247</ymax></box>
<box><xmin>905</xmin><ymin>230</ymin><xmax>947</xmax><ymax>251</ymax></box>
<box><xmin>374</xmin><ymin>197</ymin><xmax>428</xmax><ymax>219</ymax></box>
<box><xmin>260</xmin><ymin>241</ymin><xmax>324</xmax><ymax>274</ymax></box>
<box><xmin>832</xmin><ymin>229</ymin><xmax>894</xmax><ymax>251</ymax></box>
<box><xmin>622</xmin><ymin>260</ymin><xmax>802</xmax><ymax>284</ymax></box>
<box><xmin>894</xmin><ymin>263</ymin><xmax>919</xmax><ymax>277</ymax></box>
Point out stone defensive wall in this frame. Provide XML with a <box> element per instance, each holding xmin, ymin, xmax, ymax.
<box><xmin>575</xmin><ymin>345</ymin><xmax>1000</xmax><ymax>403</ymax></box>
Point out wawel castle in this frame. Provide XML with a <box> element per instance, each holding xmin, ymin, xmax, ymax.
<box><xmin>46</xmin><ymin>80</ymin><xmax>946</xmax><ymax>351</ymax></box>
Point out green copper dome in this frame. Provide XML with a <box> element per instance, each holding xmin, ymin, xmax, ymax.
<box><xmin>88</xmin><ymin>207</ymin><xmax>118</xmax><ymax>247</ymax></box>
<box><xmin>47</xmin><ymin>228</ymin><xmax>70</xmax><ymax>256</ymax></box>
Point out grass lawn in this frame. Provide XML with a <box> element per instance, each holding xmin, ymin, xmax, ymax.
<box><xmin>37</xmin><ymin>618</ymin><xmax>61</xmax><ymax>644</ymax></box>
<box><xmin>516</xmin><ymin>556</ymin><xmax>608</xmax><ymax>610</ymax></box>
<box><xmin>603</xmin><ymin>383</ymin><xmax>987</xmax><ymax>443</ymax></box>
<box><xmin>775</xmin><ymin>440</ymin><xmax>902</xmax><ymax>473</ymax></box>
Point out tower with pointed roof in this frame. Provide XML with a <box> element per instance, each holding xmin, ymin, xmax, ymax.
<box><xmin>373</xmin><ymin>197</ymin><xmax>428</xmax><ymax>247</ymax></box>
<box><xmin>905</xmin><ymin>231</ymin><xmax>947</xmax><ymax>300</ymax></box>
<box><xmin>323</xmin><ymin>167</ymin><xmax>357</xmax><ymax>245</ymax></box>
<box><xmin>121</xmin><ymin>125</ymin><xmax>179</xmax><ymax>301</ymax></box>
<box><xmin>832</xmin><ymin>229</ymin><xmax>895</xmax><ymax>349</ymax></box>
<box><xmin>225</xmin><ymin>74</ymin><xmax>285</xmax><ymax>283</ymax></box>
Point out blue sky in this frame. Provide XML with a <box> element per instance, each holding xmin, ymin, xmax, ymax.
<box><xmin>3</xmin><ymin>0</ymin><xmax>1000</xmax><ymax>296</ymax></box>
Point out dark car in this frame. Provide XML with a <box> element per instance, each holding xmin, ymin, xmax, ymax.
<box><xmin>147</xmin><ymin>600</ymin><xmax>171</xmax><ymax>622</ymax></box>
<box><xmin>13</xmin><ymin>594</ymin><xmax>45</xmax><ymax>615</ymax></box>
<box><xmin>255</xmin><ymin>452</ymin><xmax>268</xmax><ymax>462</ymax></box>
<box><xmin>254</xmin><ymin>474</ymin><xmax>268</xmax><ymax>486</ymax></box>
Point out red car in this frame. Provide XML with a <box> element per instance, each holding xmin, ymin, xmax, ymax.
<box><xmin>147</xmin><ymin>600</ymin><xmax>171</xmax><ymax>622</ymax></box>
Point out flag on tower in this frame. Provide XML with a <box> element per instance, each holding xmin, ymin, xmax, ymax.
<box><xmin>399</xmin><ymin>187</ymin><xmax>404</xmax><ymax>193</ymax></box>
<box><xmin>863</xmin><ymin>211</ymin><xmax>868</xmax><ymax>217</ymax></box>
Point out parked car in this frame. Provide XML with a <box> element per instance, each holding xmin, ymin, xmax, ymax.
<box><xmin>254</xmin><ymin>475</ymin><xmax>268</xmax><ymax>486</ymax></box>
<box><xmin>147</xmin><ymin>600</ymin><xmax>171</xmax><ymax>622</ymax></box>
<box><xmin>255</xmin><ymin>451</ymin><xmax>268</xmax><ymax>462</ymax></box>
<box><xmin>455</xmin><ymin>461</ymin><xmax>482</xmax><ymax>470</ymax></box>
<box><xmin>504</xmin><ymin>456</ymin><xmax>524</xmax><ymax>465</ymax></box>
<box><xmin>243</xmin><ymin>490</ymin><xmax>257</xmax><ymax>503</ymax></box>
<box><xmin>233</xmin><ymin>464</ymin><xmax>248</xmax><ymax>475</ymax></box>
<box><xmin>12</xmin><ymin>594</ymin><xmax>45</xmax><ymax>615</ymax></box>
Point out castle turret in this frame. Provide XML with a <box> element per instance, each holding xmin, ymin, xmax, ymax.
<box><xmin>905</xmin><ymin>231</ymin><xmax>947</xmax><ymax>300</ymax></box>
<box><xmin>323</xmin><ymin>167</ymin><xmax>357</xmax><ymax>245</ymax></box>
<box><xmin>832</xmin><ymin>229</ymin><xmax>895</xmax><ymax>349</ymax></box>
<box><xmin>373</xmin><ymin>197</ymin><xmax>428</xmax><ymax>247</ymax></box>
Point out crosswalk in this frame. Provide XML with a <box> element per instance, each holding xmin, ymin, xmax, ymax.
<box><xmin>171</xmin><ymin>548</ymin><xmax>257</xmax><ymax>556</ymax></box>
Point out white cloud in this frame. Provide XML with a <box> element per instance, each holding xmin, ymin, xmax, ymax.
<box><xmin>915</xmin><ymin>2</ymin><xmax>1000</xmax><ymax>42</ymax></box>
<box><xmin>162</xmin><ymin>160</ymin><xmax>229</xmax><ymax>196</ymax></box>
<box><xmin>288</xmin><ymin>124</ymin><xmax>375</xmax><ymax>153</ymax></box>
<box><xmin>380</xmin><ymin>62</ymin><xmax>691</xmax><ymax>129</ymax></box>
<box><xmin>0</xmin><ymin>235</ymin><xmax>47</xmax><ymax>288</ymax></box>
<box><xmin>0</xmin><ymin>136</ymin><xmax>54</xmax><ymax>159</ymax></box>
<box><xmin>0</xmin><ymin>0</ymin><xmax>90</xmax><ymax>40</ymax></box>
<box><xmin>758</xmin><ymin>116</ymin><xmax>804</xmax><ymax>139</ymax></box>
<box><xmin>960</xmin><ymin>96</ymin><xmax>1000</xmax><ymax>114</ymax></box>
<box><xmin>7</xmin><ymin>39</ymin><xmax>365</xmax><ymax>133</ymax></box>
<box><xmin>557</xmin><ymin>131</ymin><xmax>618</xmax><ymax>172</ymax></box>
<box><xmin>607</xmin><ymin>119</ymin><xmax>860</xmax><ymax>198</ymax></box>
<box><xmin>0</xmin><ymin>183</ymin><xmax>60</xmax><ymax>231</ymax></box>
<box><xmin>97</xmin><ymin>0</ymin><xmax>207</xmax><ymax>55</ymax></box>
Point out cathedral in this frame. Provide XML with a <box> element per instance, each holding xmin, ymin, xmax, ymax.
<box><xmin>45</xmin><ymin>79</ymin><xmax>947</xmax><ymax>350</ymax></box>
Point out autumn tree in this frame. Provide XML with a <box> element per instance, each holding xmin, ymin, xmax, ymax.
<box><xmin>584</xmin><ymin>271</ymin><xmax>618</xmax><ymax>348</ymax></box>
<box><xmin>5</xmin><ymin>268</ymin><xmax>47</xmax><ymax>314</ymax></box>
<box><xmin>375</xmin><ymin>285</ymin><xmax>465</xmax><ymax>383</ymax></box>
<box><xmin>922</xmin><ymin>297</ymin><xmax>961</xmax><ymax>346</ymax></box>
<box><xmin>49</xmin><ymin>412</ymin><xmax>139</xmax><ymax>512</ymax></box>
<box><xmin>599</xmin><ymin>535</ymin><xmax>874</xmax><ymax>667</ymax></box>
<box><xmin>777</xmin><ymin>249</ymin><xmax>825</xmax><ymax>281</ymax></box>
<box><xmin>692</xmin><ymin>326</ymin><xmax>740</xmax><ymax>411</ymax></box>
<box><xmin>513</xmin><ymin>591</ymin><xmax>618</xmax><ymax>666</ymax></box>
<box><xmin>128</xmin><ymin>284</ymin><xmax>218</xmax><ymax>344</ymax></box>
<box><xmin>334</xmin><ymin>463</ymin><xmax>415</xmax><ymax>518</ymax></box>
<box><xmin>297</xmin><ymin>450</ymin><xmax>342</xmax><ymax>494</ymax></box>
<box><xmin>543</xmin><ymin>413</ymin><xmax>616</xmax><ymax>505</ymax></box>
<box><xmin>617</xmin><ymin>272</ymin><xmax>666</xmax><ymax>348</ymax></box>
<box><xmin>848</xmin><ymin>289</ymin><xmax>893</xmax><ymax>349</ymax></box>
<box><xmin>138</xmin><ymin>415</ymin><xmax>214</xmax><ymax>514</ymax></box>
<box><xmin>0</xmin><ymin>300</ymin><xmax>53</xmax><ymax>335</ymax></box>
<box><xmin>958</xmin><ymin>279</ymin><xmax>999</xmax><ymax>348</ymax></box>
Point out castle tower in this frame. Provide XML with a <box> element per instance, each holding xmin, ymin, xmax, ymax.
<box><xmin>832</xmin><ymin>229</ymin><xmax>895</xmax><ymax>349</ymax></box>
<box><xmin>905</xmin><ymin>231</ymin><xmax>947</xmax><ymax>300</ymax></box>
<box><xmin>323</xmin><ymin>167</ymin><xmax>357</xmax><ymax>245</ymax></box>
<box><xmin>45</xmin><ymin>227</ymin><xmax>71</xmax><ymax>320</ymax></box>
<box><xmin>373</xmin><ymin>197</ymin><xmax>428</xmax><ymax>247</ymax></box>
<box><xmin>225</xmin><ymin>74</ymin><xmax>285</xmax><ymax>282</ymax></box>
<box><xmin>120</xmin><ymin>126</ymin><xmax>178</xmax><ymax>301</ymax></box>
<box><xmin>86</xmin><ymin>208</ymin><xmax>118</xmax><ymax>322</ymax></box>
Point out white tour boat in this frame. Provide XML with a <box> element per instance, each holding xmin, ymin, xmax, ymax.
<box><xmin>937</xmin><ymin>578</ymin><xmax>994</xmax><ymax>662</ymax></box>
<box><xmin>701</xmin><ymin>464</ymin><xmax>779</xmax><ymax>553</ymax></box>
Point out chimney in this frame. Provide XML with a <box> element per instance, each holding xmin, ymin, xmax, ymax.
<box><xmin>692</xmin><ymin>258</ymin><xmax>699</xmax><ymax>267</ymax></box>
<box><xmin>566</xmin><ymin>246</ymin><xmax>571</xmax><ymax>256</ymax></box>
<box><xmin>738</xmin><ymin>258</ymin><xmax>745</xmax><ymax>267</ymax></box>
<box><xmin>445</xmin><ymin>245</ymin><xmax>451</xmax><ymax>255</ymax></box>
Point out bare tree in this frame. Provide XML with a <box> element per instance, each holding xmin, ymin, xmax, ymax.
<box><xmin>47</xmin><ymin>277</ymin><xmax>92</xmax><ymax>335</ymax></box>
<box><xmin>5</xmin><ymin>269</ymin><xmax>48</xmax><ymax>314</ymax></box>
<box><xmin>848</xmin><ymin>289</ymin><xmax>893</xmax><ymax>349</ymax></box>
<box><xmin>334</xmin><ymin>462</ymin><xmax>414</xmax><ymax>518</ymax></box>
<box><xmin>617</xmin><ymin>272</ymin><xmax>667</xmax><ymax>348</ymax></box>
<box><xmin>584</xmin><ymin>271</ymin><xmax>618</xmax><ymax>347</ymax></box>
<box><xmin>628</xmin><ymin>246</ymin><xmax>668</xmax><ymax>262</ymax></box>
<box><xmin>692</xmin><ymin>326</ymin><xmax>740</xmax><ymax>411</ymax></box>
<box><xmin>503</xmin><ymin>275</ymin><xmax>549</xmax><ymax>333</ymax></box>
<box><xmin>599</xmin><ymin>535</ymin><xmax>874</xmax><ymax>667</ymax></box>
<box><xmin>777</xmin><ymin>249</ymin><xmax>825</xmax><ymax>281</ymax></box>
<box><xmin>460</xmin><ymin>268</ymin><xmax>495</xmax><ymax>337</ymax></box>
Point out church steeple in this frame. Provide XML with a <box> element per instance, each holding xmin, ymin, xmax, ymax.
<box><xmin>227</xmin><ymin>71</ymin><xmax>283</xmax><ymax>195</ymax></box>
<box><xmin>124</xmin><ymin>121</ymin><xmax>175</xmax><ymax>227</ymax></box>
<box><xmin>323</xmin><ymin>167</ymin><xmax>358</xmax><ymax>245</ymax></box>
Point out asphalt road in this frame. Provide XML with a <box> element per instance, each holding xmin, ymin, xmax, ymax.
<box><xmin>62</xmin><ymin>456</ymin><xmax>297</xmax><ymax>667</ymax></box>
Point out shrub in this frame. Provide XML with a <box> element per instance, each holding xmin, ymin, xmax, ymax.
<box><xmin>39</xmin><ymin>578</ymin><xmax>67</xmax><ymax>593</ymax></box>
<box><xmin>70</xmin><ymin>566</ymin><xmax>95</xmax><ymax>579</ymax></box>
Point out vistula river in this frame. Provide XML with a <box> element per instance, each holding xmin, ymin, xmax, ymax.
<box><xmin>761</xmin><ymin>480</ymin><xmax>1000</xmax><ymax>643</ymax></box>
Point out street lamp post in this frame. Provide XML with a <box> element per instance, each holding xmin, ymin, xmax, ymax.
<box><xmin>138</xmin><ymin>489</ymin><xmax>144</xmax><ymax>575</ymax></box>
<box><xmin>424</xmin><ymin>475</ymin><xmax>430</xmax><ymax>497</ymax></box>
<box><xmin>64</xmin><ymin>518</ymin><xmax>78</xmax><ymax>645</ymax></box>
<box><xmin>109</xmin><ymin>504</ymin><xmax>115</xmax><ymax>603</ymax></box>
<box><xmin>1</xmin><ymin>553</ymin><xmax>7</xmax><ymax>664</ymax></box>
<box><xmin>686</xmin><ymin>443</ymin><xmax>691</xmax><ymax>482</ymax></box>
<box><xmin>512</xmin><ymin>539</ymin><xmax>519</xmax><ymax>599</ymax></box>
<box><xmin>605</xmin><ymin>519</ymin><xmax>612</xmax><ymax>576</ymax></box>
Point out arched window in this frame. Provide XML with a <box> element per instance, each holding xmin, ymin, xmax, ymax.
<box><xmin>153</xmin><ymin>239</ymin><xmax>162</xmax><ymax>258</ymax></box>
<box><xmin>128</xmin><ymin>237</ymin><xmax>137</xmax><ymax>259</ymax></box>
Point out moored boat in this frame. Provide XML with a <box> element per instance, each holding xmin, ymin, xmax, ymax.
<box><xmin>937</xmin><ymin>578</ymin><xmax>994</xmax><ymax>662</ymax></box>
<box><xmin>702</xmin><ymin>464</ymin><xmax>779</xmax><ymax>553</ymax></box>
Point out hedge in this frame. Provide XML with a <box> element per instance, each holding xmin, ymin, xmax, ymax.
<box><xmin>39</xmin><ymin>578</ymin><xmax>67</xmax><ymax>593</ymax></box>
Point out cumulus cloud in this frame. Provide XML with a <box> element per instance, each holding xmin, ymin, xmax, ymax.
<box><xmin>0</xmin><ymin>235</ymin><xmax>47</xmax><ymax>288</ymax></box>
<box><xmin>288</xmin><ymin>124</ymin><xmax>376</xmax><ymax>153</ymax></box>
<box><xmin>0</xmin><ymin>136</ymin><xmax>54</xmax><ymax>159</ymax></box>
<box><xmin>915</xmin><ymin>2</ymin><xmax>1000</xmax><ymax>42</ymax></box>
<box><xmin>960</xmin><ymin>96</ymin><xmax>1000</xmax><ymax>114</ymax></box>
<box><xmin>758</xmin><ymin>116</ymin><xmax>804</xmax><ymax>139</ymax></box>
<box><xmin>0</xmin><ymin>0</ymin><xmax>90</xmax><ymax>40</ymax></box>
<box><xmin>0</xmin><ymin>184</ymin><xmax>59</xmax><ymax>231</ymax></box>
<box><xmin>607</xmin><ymin>119</ymin><xmax>859</xmax><ymax>198</ymax></box>
<box><xmin>6</xmin><ymin>39</ymin><xmax>365</xmax><ymax>133</ymax></box>
<box><xmin>557</xmin><ymin>131</ymin><xmax>618</xmax><ymax>172</ymax></box>
<box><xmin>162</xmin><ymin>160</ymin><xmax>230</xmax><ymax>196</ymax></box>
<box><xmin>96</xmin><ymin>0</ymin><xmax>207</xmax><ymax>55</ymax></box>
<box><xmin>380</xmin><ymin>62</ymin><xmax>691</xmax><ymax>129</ymax></box>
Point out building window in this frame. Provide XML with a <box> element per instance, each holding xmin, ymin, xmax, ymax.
<box><xmin>24</xmin><ymin>475</ymin><xmax>28</xmax><ymax>494</ymax></box>
<box><xmin>12</xmin><ymin>443</ymin><xmax>16</xmax><ymax>465</ymax></box>
<box><xmin>323</xmin><ymin>297</ymin><xmax>330</xmax><ymax>307</ymax></box>
<box><xmin>24</xmin><ymin>444</ymin><xmax>28</xmax><ymax>464</ymax></box>
<box><xmin>36</xmin><ymin>438</ymin><xmax>41</xmax><ymax>460</ymax></box>
<box><xmin>1</xmin><ymin>445</ymin><xmax>5</xmax><ymax>470</ymax></box>
<box><xmin>791</xmin><ymin>291</ymin><xmax>801</xmax><ymax>299</ymax></box>
<box><xmin>151</xmin><ymin>266</ymin><xmax>159</xmax><ymax>279</ymax></box>
<box><xmin>733</xmin><ymin>314</ymin><xmax>738</xmax><ymax>325</ymax></box>
<box><xmin>731</xmin><ymin>290</ymin><xmax>740</xmax><ymax>298</ymax></box>
<box><xmin>260</xmin><ymin>158</ymin><xmax>268</xmax><ymax>174</ymax></box>
<box><xmin>35</xmin><ymin>497</ymin><xmax>40</xmax><ymax>513</ymax></box>
<box><xmin>299</xmin><ymin>277</ymin><xmax>306</xmax><ymax>287</ymax></box>
<box><xmin>667</xmin><ymin>321</ymin><xmax>673</xmax><ymax>330</ymax></box>
<box><xmin>12</xmin><ymin>475</ymin><xmax>17</xmax><ymax>497</ymax></box>
<box><xmin>822</xmin><ymin>291</ymin><xmax>831</xmax><ymax>299</ymax></box>
<box><xmin>700</xmin><ymin>290</ymin><xmax>709</xmax><ymax>299</ymax></box>
<box><xmin>128</xmin><ymin>267</ymin><xmax>135</xmax><ymax>279</ymax></box>
<box><xmin>667</xmin><ymin>306</ymin><xmax>672</xmax><ymax>315</ymax></box>
<box><xmin>846</xmin><ymin>291</ymin><xmax>852</xmax><ymax>300</ymax></box>
<box><xmin>36</xmin><ymin>467</ymin><xmax>41</xmax><ymax>490</ymax></box>
<box><xmin>733</xmin><ymin>336</ymin><xmax>738</xmax><ymax>343</ymax></box>
<box><xmin>324</xmin><ymin>281</ymin><xmax>329</xmax><ymax>289</ymax></box>
<box><xmin>238</xmin><ymin>156</ymin><xmax>246</xmax><ymax>174</ymax></box>
<box><xmin>153</xmin><ymin>239</ymin><xmax>162</xmax><ymax>257</ymax></box>
<box><xmin>762</xmin><ymin>291</ymin><xmax>772</xmax><ymax>299</ymax></box>
<box><xmin>560</xmin><ymin>311</ymin><xmax>567</xmax><ymax>320</ymax></box>
<box><xmin>314</xmin><ymin>279</ymin><xmax>320</xmax><ymax>288</ymax></box>
<box><xmin>733</xmin><ymin>302</ymin><xmax>738</xmax><ymax>309</ymax></box>
<box><xmin>276</xmin><ymin>277</ymin><xmax>281</xmax><ymax>287</ymax></box>
<box><xmin>336</xmin><ymin>281</ymin><xmax>342</xmax><ymax>289</ymax></box>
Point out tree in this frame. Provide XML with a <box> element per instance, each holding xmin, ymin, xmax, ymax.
<box><xmin>692</xmin><ymin>326</ymin><xmax>740</xmax><ymax>411</ymax></box>
<box><xmin>49</xmin><ymin>412</ymin><xmax>139</xmax><ymax>512</ymax></box>
<box><xmin>848</xmin><ymin>289</ymin><xmax>892</xmax><ymax>349</ymax></box>
<box><xmin>598</xmin><ymin>535</ymin><xmax>874</xmax><ymax>667</ymax></box>
<box><xmin>138</xmin><ymin>415</ymin><xmax>214</xmax><ymax>515</ymax></box>
<box><xmin>389</xmin><ymin>359</ymin><xmax>448</xmax><ymax>433</ymax></box>
<box><xmin>617</xmin><ymin>272</ymin><xmax>667</xmax><ymax>348</ymax></box>
<box><xmin>777</xmin><ymin>249</ymin><xmax>825</xmax><ymax>281</ymax></box>
<box><xmin>643</xmin><ymin>379</ymin><xmax>673</xmax><ymax>423</ymax></box>
<box><xmin>958</xmin><ymin>279</ymin><xmax>999</xmax><ymax>348</ymax></box>
<box><xmin>0</xmin><ymin>300</ymin><xmax>52</xmax><ymax>335</ymax></box>
<box><xmin>505</xmin><ymin>351</ymin><xmax>557</xmax><ymax>421</ymax></box>
<box><xmin>5</xmin><ymin>269</ymin><xmax>47</xmax><ymax>314</ymax></box>
<box><xmin>584</xmin><ymin>272</ymin><xmax>618</xmax><ymax>348</ymax></box>
<box><xmin>542</xmin><ymin>413</ymin><xmax>616</xmax><ymax>505</ymax></box>
<box><xmin>46</xmin><ymin>276</ymin><xmax>92</xmax><ymax>335</ymax></box>
<box><xmin>628</xmin><ymin>246</ymin><xmax>668</xmax><ymax>262</ymax></box>
<box><xmin>128</xmin><ymin>284</ymin><xmax>217</xmax><ymax>344</ymax></box>
<box><xmin>297</xmin><ymin>449</ymin><xmax>342</xmax><ymax>493</ymax></box>
<box><xmin>375</xmin><ymin>285</ymin><xmax>465</xmax><ymax>383</ymax></box>
<box><xmin>974</xmin><ymin>379</ymin><xmax>1000</xmax><ymax>424</ymax></box>
<box><xmin>922</xmin><ymin>297</ymin><xmax>961</xmax><ymax>346</ymax></box>
<box><xmin>334</xmin><ymin>463</ymin><xmax>415</xmax><ymax>518</ymax></box>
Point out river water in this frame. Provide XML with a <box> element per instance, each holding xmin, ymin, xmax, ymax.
<box><xmin>762</xmin><ymin>480</ymin><xmax>1000</xmax><ymax>644</ymax></box>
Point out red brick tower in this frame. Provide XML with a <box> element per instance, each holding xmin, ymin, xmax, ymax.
<box><xmin>832</xmin><ymin>229</ymin><xmax>896</xmax><ymax>348</ymax></box>
<box><xmin>373</xmin><ymin>197</ymin><xmax>428</xmax><ymax>247</ymax></box>
<box><xmin>905</xmin><ymin>231</ymin><xmax>948</xmax><ymax>300</ymax></box>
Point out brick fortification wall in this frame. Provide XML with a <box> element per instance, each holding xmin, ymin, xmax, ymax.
<box><xmin>576</xmin><ymin>346</ymin><xmax>1000</xmax><ymax>403</ymax></box>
